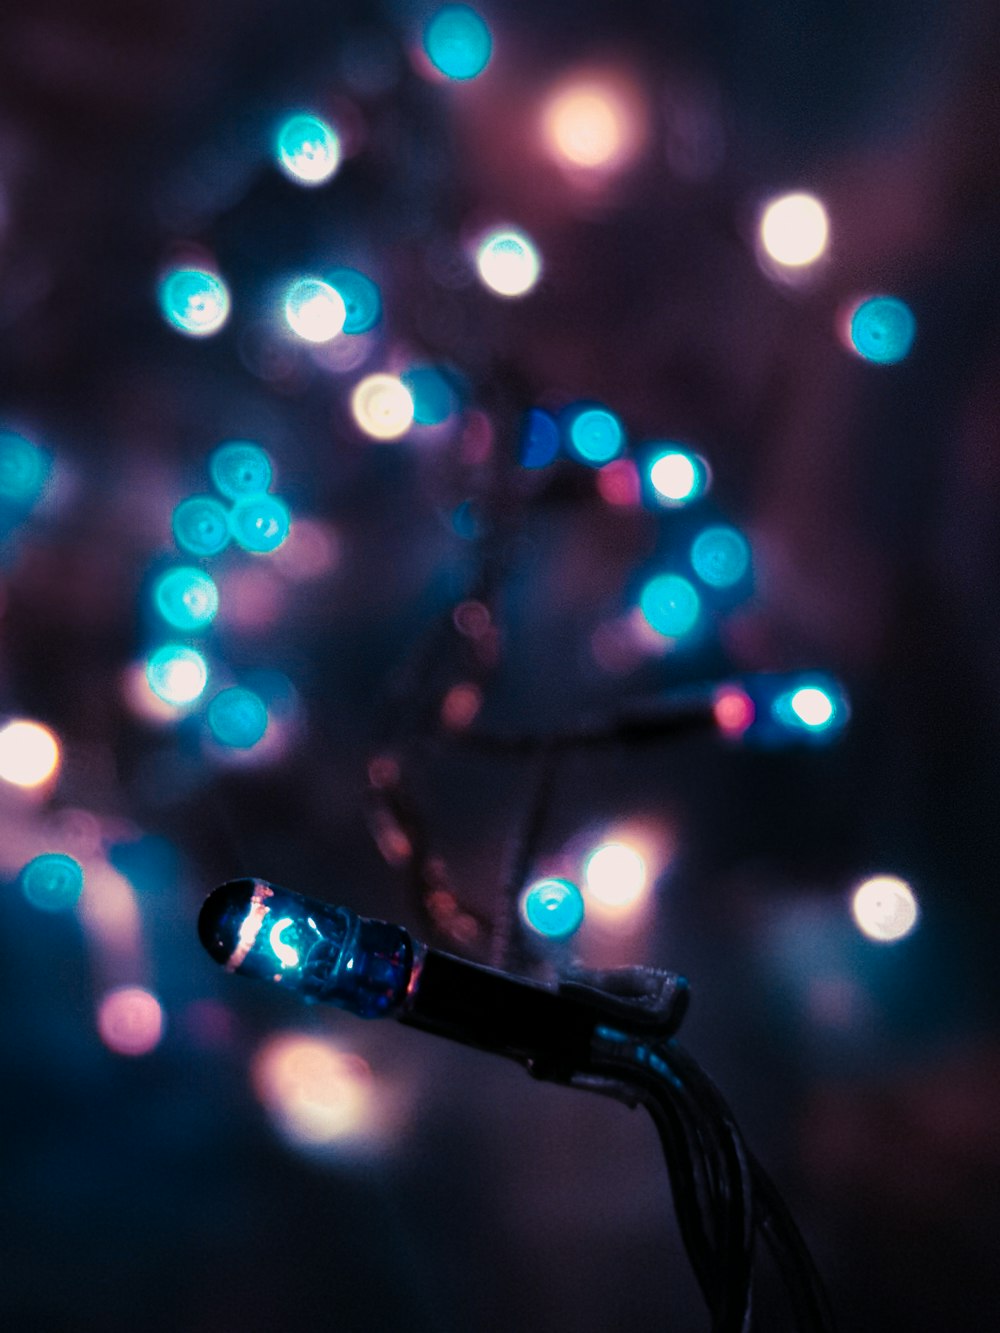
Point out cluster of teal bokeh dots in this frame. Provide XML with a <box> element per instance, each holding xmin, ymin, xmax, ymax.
<box><xmin>520</xmin><ymin>877</ymin><xmax>585</xmax><ymax>941</ymax></box>
<box><xmin>423</xmin><ymin>5</ymin><xmax>492</xmax><ymax>80</ymax></box>
<box><xmin>172</xmin><ymin>442</ymin><xmax>290</xmax><ymax>558</ymax></box>
<box><xmin>20</xmin><ymin>853</ymin><xmax>85</xmax><ymax>912</ymax></box>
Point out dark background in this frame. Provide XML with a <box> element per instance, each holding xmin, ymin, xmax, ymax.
<box><xmin>1</xmin><ymin>1</ymin><xmax>999</xmax><ymax>1329</ymax></box>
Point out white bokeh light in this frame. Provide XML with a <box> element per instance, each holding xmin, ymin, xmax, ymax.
<box><xmin>474</xmin><ymin>229</ymin><xmax>542</xmax><ymax>298</ymax></box>
<box><xmin>351</xmin><ymin>374</ymin><xmax>415</xmax><ymax>440</ymax></box>
<box><xmin>252</xmin><ymin>1033</ymin><xmax>376</xmax><ymax>1147</ymax></box>
<box><xmin>583</xmin><ymin>841</ymin><xmax>648</xmax><ymax>913</ymax></box>
<box><xmin>851</xmin><ymin>875</ymin><xmax>919</xmax><ymax>943</ymax></box>
<box><xmin>650</xmin><ymin>451</ymin><xmax>699</xmax><ymax>502</ymax></box>
<box><xmin>759</xmin><ymin>192</ymin><xmax>830</xmax><ymax>268</ymax></box>
<box><xmin>0</xmin><ymin>719</ymin><xmax>61</xmax><ymax>788</ymax></box>
<box><xmin>542</xmin><ymin>80</ymin><xmax>637</xmax><ymax>171</ymax></box>
<box><xmin>789</xmin><ymin>687</ymin><xmax>835</xmax><ymax>728</ymax></box>
<box><xmin>284</xmin><ymin>278</ymin><xmax>347</xmax><ymax>343</ymax></box>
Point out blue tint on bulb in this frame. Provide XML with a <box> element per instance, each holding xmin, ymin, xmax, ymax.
<box><xmin>691</xmin><ymin>526</ymin><xmax>751</xmax><ymax>588</ymax></box>
<box><xmin>850</xmin><ymin>296</ymin><xmax>916</xmax><ymax>365</ymax></box>
<box><xmin>521</xmin><ymin>878</ymin><xmax>584</xmax><ymax>941</ymax></box>
<box><xmin>172</xmin><ymin>496</ymin><xmax>231</xmax><ymax>556</ymax></box>
<box><xmin>327</xmin><ymin>267</ymin><xmax>381</xmax><ymax>334</ymax></box>
<box><xmin>158</xmin><ymin>269</ymin><xmax>230</xmax><ymax>337</ymax></box>
<box><xmin>209</xmin><ymin>442</ymin><xmax>273</xmax><ymax>499</ymax></box>
<box><xmin>567</xmin><ymin>407</ymin><xmax>625</xmax><ymax>467</ymax></box>
<box><xmin>401</xmin><ymin>366</ymin><xmax>457</xmax><ymax>425</ymax></box>
<box><xmin>520</xmin><ymin>409</ymin><xmax>560</xmax><ymax>468</ymax></box>
<box><xmin>208</xmin><ymin>687</ymin><xmax>269</xmax><ymax>748</ymax></box>
<box><xmin>229</xmin><ymin>495</ymin><xmax>291</xmax><ymax>553</ymax></box>
<box><xmin>639</xmin><ymin>573</ymin><xmax>700</xmax><ymax>637</ymax></box>
<box><xmin>275</xmin><ymin>113</ymin><xmax>341</xmax><ymax>185</ymax></box>
<box><xmin>424</xmin><ymin>5</ymin><xmax>492</xmax><ymax>80</ymax></box>
<box><xmin>20</xmin><ymin>853</ymin><xmax>84</xmax><ymax>912</ymax></box>
<box><xmin>153</xmin><ymin>567</ymin><xmax>219</xmax><ymax>631</ymax></box>
<box><xmin>145</xmin><ymin>645</ymin><xmax>209</xmax><ymax>706</ymax></box>
<box><xmin>0</xmin><ymin>432</ymin><xmax>50</xmax><ymax>506</ymax></box>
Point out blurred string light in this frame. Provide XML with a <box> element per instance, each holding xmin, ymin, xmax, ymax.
<box><xmin>758</xmin><ymin>191</ymin><xmax>829</xmax><ymax>269</ymax></box>
<box><xmin>714</xmin><ymin>675</ymin><xmax>849</xmax><ymax>746</ymax></box>
<box><xmin>283</xmin><ymin>277</ymin><xmax>347</xmax><ymax>343</ymax></box>
<box><xmin>172</xmin><ymin>495</ymin><xmax>231</xmax><ymax>557</ymax></box>
<box><xmin>0</xmin><ymin>719</ymin><xmax>60</xmax><ymax>788</ymax></box>
<box><xmin>583</xmin><ymin>840</ymin><xmax>648</xmax><ymax>915</ymax></box>
<box><xmin>423</xmin><ymin>5</ymin><xmax>492</xmax><ymax>81</ymax></box>
<box><xmin>158</xmin><ymin>267</ymin><xmax>230</xmax><ymax>337</ymax></box>
<box><xmin>209</xmin><ymin>441</ymin><xmax>273</xmax><ymax>498</ymax></box>
<box><xmin>207</xmin><ymin>687</ymin><xmax>269</xmax><ymax>749</ymax></box>
<box><xmin>851</xmin><ymin>874</ymin><xmax>919</xmax><ymax>943</ymax></box>
<box><xmin>274</xmin><ymin>112</ymin><xmax>342</xmax><ymax>186</ymax></box>
<box><xmin>229</xmin><ymin>495</ymin><xmax>291</xmax><ymax>553</ymax></box>
<box><xmin>520</xmin><ymin>408</ymin><xmax>560</xmax><ymax>468</ymax></box>
<box><xmin>639</xmin><ymin>573</ymin><xmax>700</xmax><ymax>638</ymax></box>
<box><xmin>19</xmin><ymin>852</ymin><xmax>84</xmax><ymax>912</ymax></box>
<box><xmin>401</xmin><ymin>365</ymin><xmax>458</xmax><ymax>425</ymax></box>
<box><xmin>520</xmin><ymin>876</ymin><xmax>585</xmax><ymax>941</ymax></box>
<box><xmin>0</xmin><ymin>431</ymin><xmax>50</xmax><ymax>507</ymax></box>
<box><xmin>690</xmin><ymin>525</ymin><xmax>751</xmax><ymax>588</ymax></box>
<box><xmin>252</xmin><ymin>1033</ymin><xmax>378</xmax><ymax>1148</ymax></box>
<box><xmin>145</xmin><ymin>645</ymin><xmax>209</xmax><ymax>707</ymax></box>
<box><xmin>647</xmin><ymin>447</ymin><xmax>709</xmax><ymax>506</ymax></box>
<box><xmin>96</xmin><ymin>985</ymin><xmax>165</xmax><ymax>1057</ymax></box>
<box><xmin>773</xmin><ymin>682</ymin><xmax>839</xmax><ymax>731</ymax></box>
<box><xmin>152</xmin><ymin>567</ymin><xmax>219</xmax><ymax>631</ymax></box>
<box><xmin>351</xmin><ymin>373</ymin><xmax>415</xmax><ymax>440</ymax></box>
<box><xmin>541</xmin><ymin>74</ymin><xmax>642</xmax><ymax>175</ymax></box>
<box><xmin>565</xmin><ymin>405</ymin><xmax>625</xmax><ymax>466</ymax></box>
<box><xmin>474</xmin><ymin>228</ymin><xmax>541</xmax><ymax>298</ymax></box>
<box><xmin>328</xmin><ymin>267</ymin><xmax>381</xmax><ymax>334</ymax></box>
<box><xmin>848</xmin><ymin>295</ymin><xmax>916</xmax><ymax>365</ymax></box>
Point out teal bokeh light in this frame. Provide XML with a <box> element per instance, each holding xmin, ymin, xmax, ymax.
<box><xmin>521</xmin><ymin>877</ymin><xmax>585</xmax><ymax>941</ymax></box>
<box><xmin>773</xmin><ymin>683</ymin><xmax>841</xmax><ymax>733</ymax></box>
<box><xmin>20</xmin><ymin>853</ymin><xmax>84</xmax><ymax>913</ymax></box>
<box><xmin>229</xmin><ymin>495</ymin><xmax>291</xmax><ymax>553</ymax></box>
<box><xmin>158</xmin><ymin>268</ymin><xmax>230</xmax><ymax>338</ymax></box>
<box><xmin>401</xmin><ymin>365</ymin><xmax>457</xmax><ymax>425</ymax></box>
<box><xmin>275</xmin><ymin>113</ymin><xmax>341</xmax><ymax>185</ymax></box>
<box><xmin>209</xmin><ymin>442</ymin><xmax>273</xmax><ymax>499</ymax></box>
<box><xmin>153</xmin><ymin>567</ymin><xmax>219</xmax><ymax>631</ymax></box>
<box><xmin>146</xmin><ymin>645</ymin><xmax>209</xmax><ymax>706</ymax></box>
<box><xmin>172</xmin><ymin>496</ymin><xmax>231</xmax><ymax>557</ymax></box>
<box><xmin>0</xmin><ymin>432</ymin><xmax>50</xmax><ymax>506</ymax></box>
<box><xmin>850</xmin><ymin>296</ymin><xmax>916</xmax><ymax>365</ymax></box>
<box><xmin>327</xmin><ymin>268</ymin><xmax>381</xmax><ymax>334</ymax></box>
<box><xmin>567</xmin><ymin>407</ymin><xmax>625</xmax><ymax>467</ymax></box>
<box><xmin>639</xmin><ymin>573</ymin><xmax>700</xmax><ymax>637</ymax></box>
<box><xmin>423</xmin><ymin>5</ymin><xmax>492</xmax><ymax>80</ymax></box>
<box><xmin>690</xmin><ymin>526</ymin><xmax>751</xmax><ymax>588</ymax></box>
<box><xmin>208</xmin><ymin>687</ymin><xmax>269</xmax><ymax>748</ymax></box>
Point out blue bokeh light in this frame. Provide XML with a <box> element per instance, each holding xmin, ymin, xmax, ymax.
<box><xmin>145</xmin><ymin>645</ymin><xmax>209</xmax><ymax>707</ymax></box>
<box><xmin>158</xmin><ymin>268</ymin><xmax>230</xmax><ymax>338</ymax></box>
<box><xmin>850</xmin><ymin>296</ymin><xmax>916</xmax><ymax>365</ymax></box>
<box><xmin>207</xmin><ymin>687</ymin><xmax>269</xmax><ymax>748</ymax></box>
<box><xmin>20</xmin><ymin>853</ymin><xmax>84</xmax><ymax>912</ymax></box>
<box><xmin>423</xmin><ymin>5</ymin><xmax>492</xmax><ymax>80</ymax></box>
<box><xmin>639</xmin><ymin>573</ymin><xmax>700</xmax><ymax>637</ymax></box>
<box><xmin>327</xmin><ymin>268</ymin><xmax>381</xmax><ymax>334</ymax></box>
<box><xmin>229</xmin><ymin>495</ymin><xmax>291</xmax><ymax>553</ymax></box>
<box><xmin>690</xmin><ymin>526</ymin><xmax>751</xmax><ymax>588</ymax></box>
<box><xmin>520</xmin><ymin>408</ymin><xmax>560</xmax><ymax>469</ymax></box>
<box><xmin>275</xmin><ymin>113</ymin><xmax>341</xmax><ymax>185</ymax></box>
<box><xmin>0</xmin><ymin>432</ymin><xmax>50</xmax><ymax>507</ymax></box>
<box><xmin>401</xmin><ymin>365</ymin><xmax>457</xmax><ymax>425</ymax></box>
<box><xmin>521</xmin><ymin>877</ymin><xmax>585</xmax><ymax>941</ymax></box>
<box><xmin>153</xmin><ymin>567</ymin><xmax>220</xmax><ymax>631</ymax></box>
<box><xmin>209</xmin><ymin>442</ymin><xmax>273</xmax><ymax>499</ymax></box>
<box><xmin>172</xmin><ymin>496</ymin><xmax>231</xmax><ymax>557</ymax></box>
<box><xmin>567</xmin><ymin>406</ymin><xmax>625</xmax><ymax>467</ymax></box>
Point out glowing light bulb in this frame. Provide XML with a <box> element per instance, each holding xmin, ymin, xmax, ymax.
<box><xmin>639</xmin><ymin>573</ymin><xmax>700</xmax><ymax>638</ymax></box>
<box><xmin>849</xmin><ymin>296</ymin><xmax>916</xmax><ymax>365</ymax></box>
<box><xmin>567</xmin><ymin>406</ymin><xmax>625</xmax><ymax>466</ymax></box>
<box><xmin>542</xmin><ymin>80</ymin><xmax>635</xmax><ymax>171</ymax></box>
<box><xmin>209</xmin><ymin>442</ymin><xmax>273</xmax><ymax>499</ymax></box>
<box><xmin>690</xmin><ymin>525</ymin><xmax>751</xmax><ymax>588</ymax></box>
<box><xmin>327</xmin><ymin>267</ymin><xmax>381</xmax><ymax>334</ymax></box>
<box><xmin>207</xmin><ymin>687</ymin><xmax>269</xmax><ymax>748</ymax></box>
<box><xmin>520</xmin><ymin>408</ymin><xmax>560</xmax><ymax>468</ymax></box>
<box><xmin>759</xmin><ymin>192</ymin><xmax>829</xmax><ymax>268</ymax></box>
<box><xmin>20</xmin><ymin>853</ymin><xmax>84</xmax><ymax>912</ymax></box>
<box><xmin>520</xmin><ymin>877</ymin><xmax>585</xmax><ymax>941</ymax></box>
<box><xmin>275</xmin><ymin>112</ymin><xmax>342</xmax><ymax>185</ymax></box>
<box><xmin>423</xmin><ymin>5</ymin><xmax>492</xmax><ymax>81</ymax></box>
<box><xmin>648</xmin><ymin>449</ymin><xmax>706</xmax><ymax>505</ymax></box>
<box><xmin>0</xmin><ymin>431</ymin><xmax>49</xmax><ymax>506</ymax></box>
<box><xmin>475</xmin><ymin>228</ymin><xmax>541</xmax><ymax>298</ymax></box>
<box><xmin>97</xmin><ymin>986</ymin><xmax>165</xmax><ymax>1057</ymax></box>
<box><xmin>584</xmin><ymin>842</ymin><xmax>647</xmax><ymax>912</ymax></box>
<box><xmin>145</xmin><ymin>645</ymin><xmax>208</xmax><ymax>707</ymax></box>
<box><xmin>153</xmin><ymin>567</ymin><xmax>219</xmax><ymax>631</ymax></box>
<box><xmin>229</xmin><ymin>496</ymin><xmax>291</xmax><ymax>553</ymax></box>
<box><xmin>351</xmin><ymin>374</ymin><xmax>415</xmax><ymax>440</ymax></box>
<box><xmin>0</xmin><ymin>719</ymin><xmax>60</xmax><ymax>787</ymax></box>
<box><xmin>158</xmin><ymin>268</ymin><xmax>230</xmax><ymax>337</ymax></box>
<box><xmin>851</xmin><ymin>875</ymin><xmax>919</xmax><ymax>942</ymax></box>
<box><xmin>172</xmin><ymin>496</ymin><xmax>231</xmax><ymax>557</ymax></box>
<box><xmin>283</xmin><ymin>277</ymin><xmax>347</xmax><ymax>343</ymax></box>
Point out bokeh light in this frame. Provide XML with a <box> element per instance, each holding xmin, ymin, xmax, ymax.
<box><xmin>423</xmin><ymin>5</ymin><xmax>492</xmax><ymax>81</ymax></box>
<box><xmin>759</xmin><ymin>192</ymin><xmax>829</xmax><ymax>268</ymax></box>
<box><xmin>229</xmin><ymin>496</ymin><xmax>291</xmax><ymax>553</ymax></box>
<box><xmin>849</xmin><ymin>295</ymin><xmax>916</xmax><ymax>365</ymax></box>
<box><xmin>690</xmin><ymin>525</ymin><xmax>751</xmax><ymax>588</ymax></box>
<box><xmin>648</xmin><ymin>448</ymin><xmax>707</xmax><ymax>505</ymax></box>
<box><xmin>851</xmin><ymin>875</ymin><xmax>919</xmax><ymax>943</ymax></box>
<box><xmin>207</xmin><ymin>687</ymin><xmax>269</xmax><ymax>749</ymax></box>
<box><xmin>541</xmin><ymin>77</ymin><xmax>639</xmax><ymax>173</ymax></box>
<box><xmin>0</xmin><ymin>431</ymin><xmax>49</xmax><ymax>506</ymax></box>
<box><xmin>152</xmin><ymin>567</ymin><xmax>219</xmax><ymax>631</ymax></box>
<box><xmin>401</xmin><ymin>365</ymin><xmax>458</xmax><ymax>425</ymax></box>
<box><xmin>566</xmin><ymin>406</ymin><xmax>625</xmax><ymax>466</ymax></box>
<box><xmin>20</xmin><ymin>852</ymin><xmax>84</xmax><ymax>912</ymax></box>
<box><xmin>252</xmin><ymin>1033</ymin><xmax>376</xmax><ymax>1147</ymax></box>
<box><xmin>158</xmin><ymin>268</ymin><xmax>230</xmax><ymax>337</ymax></box>
<box><xmin>773</xmin><ymin>683</ymin><xmax>840</xmax><ymax>732</ymax></box>
<box><xmin>327</xmin><ymin>267</ymin><xmax>382</xmax><ymax>334</ymax></box>
<box><xmin>209</xmin><ymin>442</ymin><xmax>273</xmax><ymax>499</ymax></box>
<box><xmin>274</xmin><ymin>112</ymin><xmax>342</xmax><ymax>185</ymax></box>
<box><xmin>639</xmin><ymin>573</ymin><xmax>700</xmax><ymax>638</ymax></box>
<box><xmin>351</xmin><ymin>374</ymin><xmax>415</xmax><ymax>440</ymax></box>
<box><xmin>475</xmin><ymin>228</ymin><xmax>541</xmax><ymax>298</ymax></box>
<box><xmin>520</xmin><ymin>408</ymin><xmax>560</xmax><ymax>468</ymax></box>
<box><xmin>583</xmin><ymin>842</ymin><xmax>648</xmax><ymax>913</ymax></box>
<box><xmin>145</xmin><ymin>645</ymin><xmax>209</xmax><ymax>707</ymax></box>
<box><xmin>172</xmin><ymin>495</ymin><xmax>231</xmax><ymax>557</ymax></box>
<box><xmin>0</xmin><ymin>719</ymin><xmax>60</xmax><ymax>788</ymax></box>
<box><xmin>520</xmin><ymin>877</ymin><xmax>585</xmax><ymax>940</ymax></box>
<box><xmin>97</xmin><ymin>986</ymin><xmax>165</xmax><ymax>1057</ymax></box>
<box><xmin>283</xmin><ymin>277</ymin><xmax>347</xmax><ymax>343</ymax></box>
<box><xmin>713</xmin><ymin>685</ymin><xmax>755</xmax><ymax>737</ymax></box>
